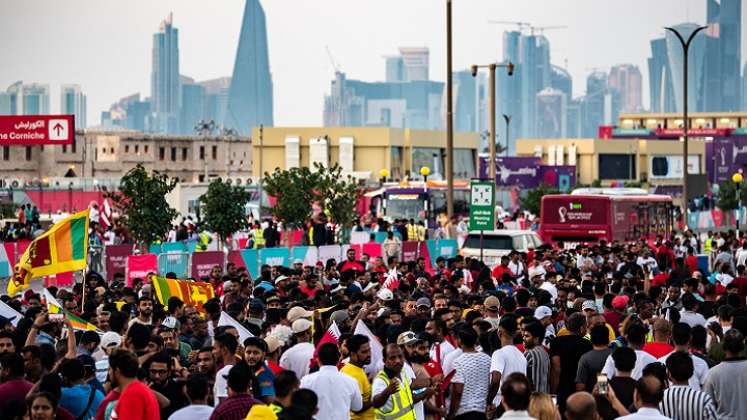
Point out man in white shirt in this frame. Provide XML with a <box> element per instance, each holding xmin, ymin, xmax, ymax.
<box><xmin>601</xmin><ymin>323</ymin><xmax>656</xmax><ymax>379</ymax></box>
<box><xmin>168</xmin><ymin>374</ymin><xmax>214</xmax><ymax>420</ymax></box>
<box><xmin>299</xmin><ymin>342</ymin><xmax>362</xmax><ymax>420</ymax></box>
<box><xmin>657</xmin><ymin>323</ymin><xmax>709</xmax><ymax>390</ymax></box>
<box><xmin>487</xmin><ymin>316</ymin><xmax>527</xmax><ymax>418</ymax></box>
<box><xmin>279</xmin><ymin>318</ymin><xmax>315</xmax><ymax>379</ymax></box>
<box><xmin>679</xmin><ymin>294</ymin><xmax>707</xmax><ymax>328</ymax></box>
<box><xmin>103</xmin><ymin>226</ymin><xmax>116</xmax><ymax>246</ymax></box>
<box><xmin>211</xmin><ymin>332</ymin><xmax>238</xmax><ymax>406</ymax></box>
<box><xmin>617</xmin><ymin>375</ymin><xmax>671</xmax><ymax>420</ymax></box>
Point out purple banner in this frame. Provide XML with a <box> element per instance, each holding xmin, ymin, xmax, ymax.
<box><xmin>713</xmin><ymin>137</ymin><xmax>734</xmax><ymax>184</ymax></box>
<box><xmin>191</xmin><ymin>251</ymin><xmax>225</xmax><ymax>279</ymax></box>
<box><xmin>479</xmin><ymin>157</ymin><xmax>575</xmax><ymax>190</ymax></box>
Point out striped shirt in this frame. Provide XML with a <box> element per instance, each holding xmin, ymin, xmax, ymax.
<box><xmin>659</xmin><ymin>385</ymin><xmax>717</xmax><ymax>420</ymax></box>
<box><xmin>524</xmin><ymin>346</ymin><xmax>549</xmax><ymax>393</ymax></box>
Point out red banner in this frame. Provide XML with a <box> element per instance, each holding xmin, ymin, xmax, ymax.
<box><xmin>45</xmin><ymin>272</ymin><xmax>73</xmax><ymax>288</ymax></box>
<box><xmin>106</xmin><ymin>245</ymin><xmax>133</xmax><ymax>282</ymax></box>
<box><xmin>401</xmin><ymin>241</ymin><xmax>419</xmax><ymax>262</ymax></box>
<box><xmin>126</xmin><ymin>254</ymin><xmax>158</xmax><ymax>287</ymax></box>
<box><xmin>191</xmin><ymin>251</ymin><xmax>224</xmax><ymax>279</ymax></box>
<box><xmin>0</xmin><ymin>115</ymin><xmax>74</xmax><ymax>145</ymax></box>
<box><xmin>362</xmin><ymin>243</ymin><xmax>382</xmax><ymax>259</ymax></box>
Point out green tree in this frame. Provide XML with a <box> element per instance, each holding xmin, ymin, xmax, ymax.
<box><xmin>263</xmin><ymin>166</ymin><xmax>320</xmax><ymax>232</ymax></box>
<box><xmin>315</xmin><ymin>163</ymin><xmax>361</xmax><ymax>242</ymax></box>
<box><xmin>519</xmin><ymin>183</ymin><xmax>559</xmax><ymax>216</ymax></box>
<box><xmin>199</xmin><ymin>178</ymin><xmax>251</xmax><ymax>249</ymax></box>
<box><xmin>108</xmin><ymin>164</ymin><xmax>178</xmax><ymax>248</ymax></box>
<box><xmin>716</xmin><ymin>180</ymin><xmax>747</xmax><ymax>211</ymax></box>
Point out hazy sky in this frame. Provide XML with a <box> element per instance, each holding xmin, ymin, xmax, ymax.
<box><xmin>1</xmin><ymin>0</ymin><xmax>744</xmax><ymax>127</ymax></box>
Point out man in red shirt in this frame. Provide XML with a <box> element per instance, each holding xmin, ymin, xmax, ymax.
<box><xmin>685</xmin><ymin>247</ymin><xmax>698</xmax><ymax>274</ymax></box>
<box><xmin>491</xmin><ymin>256</ymin><xmax>511</xmax><ymax>283</ymax></box>
<box><xmin>108</xmin><ymin>349</ymin><xmax>159</xmax><ymax>420</ymax></box>
<box><xmin>642</xmin><ymin>318</ymin><xmax>674</xmax><ymax>359</ymax></box>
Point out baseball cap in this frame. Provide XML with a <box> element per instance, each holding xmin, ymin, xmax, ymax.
<box><xmin>100</xmin><ymin>331</ymin><xmax>122</xmax><ymax>350</ymax></box>
<box><xmin>397</xmin><ymin>331</ymin><xmax>419</xmax><ymax>346</ymax></box>
<box><xmin>416</xmin><ymin>297</ymin><xmax>431</xmax><ymax>309</ymax></box>
<box><xmin>377</xmin><ymin>288</ymin><xmax>394</xmax><ymax>301</ymax></box>
<box><xmin>293</xmin><ymin>259</ymin><xmax>303</xmax><ymax>265</ymax></box>
<box><xmin>330</xmin><ymin>310</ymin><xmax>349</xmax><ymax>325</ymax></box>
<box><xmin>264</xmin><ymin>336</ymin><xmax>282</xmax><ymax>354</ymax></box>
<box><xmin>291</xmin><ymin>318</ymin><xmax>313</xmax><ymax>334</ymax></box>
<box><xmin>534</xmin><ymin>306</ymin><xmax>552</xmax><ymax>320</ymax></box>
<box><xmin>484</xmin><ymin>295</ymin><xmax>500</xmax><ymax>311</ymax></box>
<box><xmin>274</xmin><ymin>275</ymin><xmax>289</xmax><ymax>285</ymax></box>
<box><xmin>161</xmin><ymin>316</ymin><xmax>178</xmax><ymax>330</ymax></box>
<box><xmin>287</xmin><ymin>306</ymin><xmax>314</xmax><ymax>323</ymax></box>
<box><xmin>582</xmin><ymin>300</ymin><xmax>597</xmax><ymax>312</ymax></box>
<box><xmin>612</xmin><ymin>295</ymin><xmax>630</xmax><ymax>310</ymax></box>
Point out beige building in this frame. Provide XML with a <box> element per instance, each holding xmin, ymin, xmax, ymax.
<box><xmin>251</xmin><ymin>126</ymin><xmax>480</xmax><ymax>181</ymax></box>
<box><xmin>0</xmin><ymin>128</ymin><xmax>252</xmax><ymax>187</ymax></box>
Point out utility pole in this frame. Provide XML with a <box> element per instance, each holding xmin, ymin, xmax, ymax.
<box><xmin>257</xmin><ymin>125</ymin><xmax>264</xmax><ymax>220</ymax></box>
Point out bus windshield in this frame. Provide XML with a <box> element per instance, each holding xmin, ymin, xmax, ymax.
<box><xmin>463</xmin><ymin>234</ymin><xmax>520</xmax><ymax>250</ymax></box>
<box><xmin>386</xmin><ymin>198</ymin><xmax>424</xmax><ymax>220</ymax></box>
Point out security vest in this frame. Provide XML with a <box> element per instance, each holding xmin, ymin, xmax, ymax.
<box><xmin>253</xmin><ymin>228</ymin><xmax>265</xmax><ymax>248</ymax></box>
<box><xmin>198</xmin><ymin>232</ymin><xmax>210</xmax><ymax>251</ymax></box>
<box><xmin>406</xmin><ymin>224</ymin><xmax>417</xmax><ymax>241</ymax></box>
<box><xmin>704</xmin><ymin>238</ymin><xmax>713</xmax><ymax>255</ymax></box>
<box><xmin>416</xmin><ymin>225</ymin><xmax>426</xmax><ymax>241</ymax></box>
<box><xmin>374</xmin><ymin>370</ymin><xmax>416</xmax><ymax>420</ymax></box>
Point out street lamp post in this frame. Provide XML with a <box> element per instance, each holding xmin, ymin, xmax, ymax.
<box><xmin>665</xmin><ymin>25</ymin><xmax>707</xmax><ymax>229</ymax></box>
<box><xmin>503</xmin><ymin>114</ymin><xmax>511</xmax><ymax>157</ymax></box>
<box><xmin>734</xmin><ymin>171</ymin><xmax>743</xmax><ymax>232</ymax></box>
<box><xmin>421</xmin><ymin>166</ymin><xmax>431</xmax><ymax>223</ymax></box>
<box><xmin>379</xmin><ymin>168</ymin><xmax>389</xmax><ymax>187</ymax></box>
<box><xmin>446</xmin><ymin>0</ymin><xmax>454</xmax><ymax>220</ymax></box>
<box><xmin>471</xmin><ymin>63</ymin><xmax>514</xmax><ymax>190</ymax></box>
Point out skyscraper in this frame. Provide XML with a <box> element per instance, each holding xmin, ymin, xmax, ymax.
<box><xmin>666</xmin><ymin>23</ymin><xmax>706</xmax><ymax>112</ymax></box>
<box><xmin>704</xmin><ymin>0</ymin><xmax>742</xmax><ymax>111</ymax></box>
<box><xmin>385</xmin><ymin>56</ymin><xmax>405</xmax><ymax>82</ymax></box>
<box><xmin>151</xmin><ymin>13</ymin><xmax>180</xmax><ymax>133</ymax></box>
<box><xmin>21</xmin><ymin>83</ymin><xmax>50</xmax><ymax>115</ymax></box>
<box><xmin>581</xmin><ymin>72</ymin><xmax>607</xmax><ymax>137</ymax></box>
<box><xmin>648</xmin><ymin>37</ymin><xmax>676</xmax><ymax>113</ymax></box>
<box><xmin>179</xmin><ymin>76</ymin><xmax>204</xmax><ymax>134</ymax></box>
<box><xmin>60</xmin><ymin>84</ymin><xmax>87</xmax><ymax>128</ymax></box>
<box><xmin>399</xmin><ymin>47</ymin><xmax>429</xmax><ymax>82</ymax></box>
<box><xmin>536</xmin><ymin>87</ymin><xmax>566</xmax><ymax>138</ymax></box>
<box><xmin>608</xmin><ymin>64</ymin><xmax>642</xmax><ymax>112</ymax></box>
<box><xmin>224</xmin><ymin>0</ymin><xmax>274</xmax><ymax>135</ymax></box>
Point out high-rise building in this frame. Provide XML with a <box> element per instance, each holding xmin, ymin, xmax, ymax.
<box><xmin>551</xmin><ymin>65</ymin><xmax>572</xmax><ymax>99</ymax></box>
<box><xmin>453</xmin><ymin>70</ymin><xmax>487</xmax><ymax>133</ymax></box>
<box><xmin>399</xmin><ymin>47</ymin><xmax>429</xmax><ymax>82</ymax></box>
<box><xmin>608</xmin><ymin>64</ymin><xmax>643</xmax><ymax>112</ymax></box>
<box><xmin>385</xmin><ymin>56</ymin><xmax>405</xmax><ymax>83</ymax></box>
<box><xmin>60</xmin><ymin>84</ymin><xmax>87</xmax><ymax>128</ymax></box>
<box><xmin>102</xmin><ymin>93</ymin><xmax>151</xmax><ymax>132</ymax></box>
<box><xmin>200</xmin><ymin>77</ymin><xmax>231</xmax><ymax>126</ymax></box>
<box><xmin>666</xmin><ymin>22</ymin><xmax>706</xmax><ymax>113</ymax></box>
<box><xmin>648</xmin><ymin>37</ymin><xmax>676</xmax><ymax>113</ymax></box>
<box><xmin>5</xmin><ymin>81</ymin><xmax>24</xmax><ymax>115</ymax></box>
<box><xmin>21</xmin><ymin>83</ymin><xmax>50</xmax><ymax>115</ymax></box>
<box><xmin>581</xmin><ymin>71</ymin><xmax>607</xmax><ymax>137</ymax></box>
<box><xmin>151</xmin><ymin>13</ymin><xmax>180</xmax><ymax>133</ymax></box>
<box><xmin>224</xmin><ymin>0</ymin><xmax>274</xmax><ymax>135</ymax></box>
<box><xmin>536</xmin><ymin>87</ymin><xmax>566</xmax><ymax>138</ymax></box>
<box><xmin>180</xmin><ymin>76</ymin><xmax>205</xmax><ymax>135</ymax></box>
<box><xmin>0</xmin><ymin>93</ymin><xmax>9</xmax><ymax>115</ymax></box>
<box><xmin>704</xmin><ymin>0</ymin><xmax>742</xmax><ymax>111</ymax></box>
<box><xmin>518</xmin><ymin>35</ymin><xmax>551</xmax><ymax>139</ymax></box>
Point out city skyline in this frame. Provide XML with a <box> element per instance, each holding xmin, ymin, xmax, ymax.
<box><xmin>1</xmin><ymin>0</ymin><xmax>746</xmax><ymax>128</ymax></box>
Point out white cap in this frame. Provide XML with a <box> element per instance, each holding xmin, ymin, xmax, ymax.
<box><xmin>377</xmin><ymin>288</ymin><xmax>394</xmax><ymax>301</ymax></box>
<box><xmin>100</xmin><ymin>332</ymin><xmax>122</xmax><ymax>350</ymax></box>
<box><xmin>161</xmin><ymin>316</ymin><xmax>178</xmax><ymax>330</ymax></box>
<box><xmin>292</xmin><ymin>318</ymin><xmax>313</xmax><ymax>334</ymax></box>
<box><xmin>528</xmin><ymin>265</ymin><xmax>546</xmax><ymax>280</ymax></box>
<box><xmin>534</xmin><ymin>306</ymin><xmax>552</xmax><ymax>320</ymax></box>
<box><xmin>287</xmin><ymin>306</ymin><xmax>314</xmax><ymax>323</ymax></box>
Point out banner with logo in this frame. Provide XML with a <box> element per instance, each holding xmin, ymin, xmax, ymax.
<box><xmin>191</xmin><ymin>251</ymin><xmax>225</xmax><ymax>280</ymax></box>
<box><xmin>228</xmin><ymin>249</ymin><xmax>259</xmax><ymax>280</ymax></box>
<box><xmin>292</xmin><ymin>246</ymin><xmax>318</xmax><ymax>267</ymax></box>
<box><xmin>436</xmin><ymin>239</ymin><xmax>458</xmax><ymax>259</ymax></box>
<box><xmin>105</xmin><ymin>245</ymin><xmax>132</xmax><ymax>281</ymax></box>
<box><xmin>126</xmin><ymin>254</ymin><xmax>158</xmax><ymax>286</ymax></box>
<box><xmin>401</xmin><ymin>241</ymin><xmax>419</xmax><ymax>262</ymax></box>
<box><xmin>259</xmin><ymin>247</ymin><xmax>290</xmax><ymax>268</ymax></box>
<box><xmin>158</xmin><ymin>252</ymin><xmax>190</xmax><ymax>278</ymax></box>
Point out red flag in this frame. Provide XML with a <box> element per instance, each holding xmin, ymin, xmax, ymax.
<box><xmin>313</xmin><ymin>320</ymin><xmax>341</xmax><ymax>359</ymax></box>
<box><xmin>100</xmin><ymin>198</ymin><xmax>112</xmax><ymax>230</ymax></box>
<box><xmin>383</xmin><ymin>268</ymin><xmax>400</xmax><ymax>291</ymax></box>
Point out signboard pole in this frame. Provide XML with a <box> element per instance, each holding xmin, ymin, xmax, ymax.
<box><xmin>469</xmin><ymin>180</ymin><xmax>495</xmax><ymax>263</ymax></box>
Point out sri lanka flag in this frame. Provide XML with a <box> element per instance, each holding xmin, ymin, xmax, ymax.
<box><xmin>7</xmin><ymin>210</ymin><xmax>90</xmax><ymax>296</ymax></box>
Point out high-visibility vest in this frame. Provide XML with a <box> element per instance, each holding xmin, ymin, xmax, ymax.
<box><xmin>406</xmin><ymin>224</ymin><xmax>417</xmax><ymax>241</ymax></box>
<box><xmin>253</xmin><ymin>228</ymin><xmax>265</xmax><ymax>248</ymax></box>
<box><xmin>704</xmin><ymin>238</ymin><xmax>713</xmax><ymax>255</ymax></box>
<box><xmin>416</xmin><ymin>225</ymin><xmax>426</xmax><ymax>241</ymax></box>
<box><xmin>198</xmin><ymin>232</ymin><xmax>209</xmax><ymax>251</ymax></box>
<box><xmin>374</xmin><ymin>370</ymin><xmax>416</xmax><ymax>420</ymax></box>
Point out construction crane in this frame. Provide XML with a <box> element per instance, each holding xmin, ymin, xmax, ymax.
<box><xmin>326</xmin><ymin>45</ymin><xmax>341</xmax><ymax>73</ymax></box>
<box><xmin>531</xmin><ymin>25</ymin><xmax>568</xmax><ymax>36</ymax></box>
<box><xmin>488</xmin><ymin>20</ymin><xmax>531</xmax><ymax>32</ymax></box>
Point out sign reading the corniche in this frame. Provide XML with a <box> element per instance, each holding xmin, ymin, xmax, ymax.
<box><xmin>0</xmin><ymin>115</ymin><xmax>75</xmax><ymax>145</ymax></box>
<box><xmin>469</xmin><ymin>180</ymin><xmax>495</xmax><ymax>231</ymax></box>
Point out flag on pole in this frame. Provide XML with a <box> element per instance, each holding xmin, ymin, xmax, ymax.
<box><xmin>100</xmin><ymin>198</ymin><xmax>113</xmax><ymax>230</ymax></box>
<box><xmin>7</xmin><ymin>209</ymin><xmax>90</xmax><ymax>296</ymax></box>
<box><xmin>382</xmin><ymin>268</ymin><xmax>400</xmax><ymax>291</ymax></box>
<box><xmin>43</xmin><ymin>288</ymin><xmax>99</xmax><ymax>332</ymax></box>
<box><xmin>218</xmin><ymin>311</ymin><xmax>254</xmax><ymax>345</ymax></box>
<box><xmin>150</xmin><ymin>275</ymin><xmax>215</xmax><ymax>313</ymax></box>
<box><xmin>314</xmin><ymin>320</ymin><xmax>341</xmax><ymax>357</ymax></box>
<box><xmin>354</xmin><ymin>319</ymin><xmax>384</xmax><ymax>377</ymax></box>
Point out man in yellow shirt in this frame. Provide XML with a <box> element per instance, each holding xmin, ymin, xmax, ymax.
<box><xmin>340</xmin><ymin>334</ymin><xmax>375</xmax><ymax>420</ymax></box>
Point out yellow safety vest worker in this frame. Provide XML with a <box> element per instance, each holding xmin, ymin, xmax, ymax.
<box><xmin>416</xmin><ymin>225</ymin><xmax>426</xmax><ymax>242</ymax></box>
<box><xmin>253</xmin><ymin>228</ymin><xmax>265</xmax><ymax>248</ymax></box>
<box><xmin>406</xmin><ymin>224</ymin><xmax>417</xmax><ymax>241</ymax></box>
<box><xmin>374</xmin><ymin>370</ymin><xmax>416</xmax><ymax>420</ymax></box>
<box><xmin>197</xmin><ymin>232</ymin><xmax>209</xmax><ymax>251</ymax></box>
<box><xmin>704</xmin><ymin>238</ymin><xmax>712</xmax><ymax>255</ymax></box>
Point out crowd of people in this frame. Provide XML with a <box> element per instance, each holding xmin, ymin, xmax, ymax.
<box><xmin>1</xmin><ymin>224</ymin><xmax>747</xmax><ymax>420</ymax></box>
